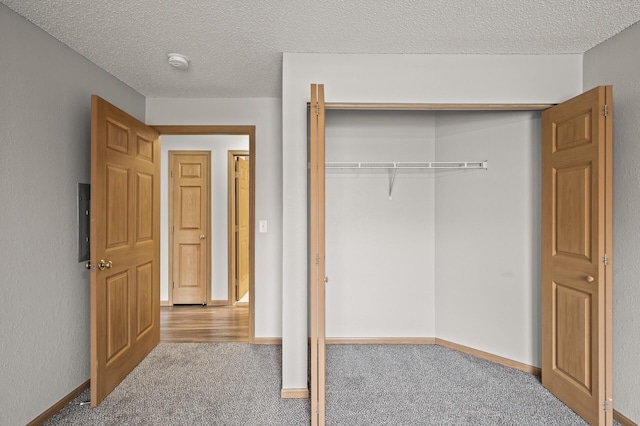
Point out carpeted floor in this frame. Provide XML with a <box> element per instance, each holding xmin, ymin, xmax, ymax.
<box><xmin>46</xmin><ymin>343</ymin><xmax>604</xmax><ymax>425</ymax></box>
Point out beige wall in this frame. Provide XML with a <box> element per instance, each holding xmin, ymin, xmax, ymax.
<box><xmin>0</xmin><ymin>5</ymin><xmax>145</xmax><ymax>425</ymax></box>
<box><xmin>584</xmin><ymin>21</ymin><xmax>640</xmax><ymax>423</ymax></box>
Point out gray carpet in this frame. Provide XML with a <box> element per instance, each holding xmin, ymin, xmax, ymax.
<box><xmin>326</xmin><ymin>345</ymin><xmax>596</xmax><ymax>426</ymax></box>
<box><xmin>46</xmin><ymin>343</ymin><xmax>604</xmax><ymax>425</ymax></box>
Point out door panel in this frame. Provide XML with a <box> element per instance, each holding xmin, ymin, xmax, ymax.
<box><xmin>91</xmin><ymin>95</ymin><xmax>160</xmax><ymax>406</ymax></box>
<box><xmin>106</xmin><ymin>166</ymin><xmax>129</xmax><ymax>246</ymax></box>
<box><xmin>136</xmin><ymin>173</ymin><xmax>154</xmax><ymax>241</ymax></box>
<box><xmin>542</xmin><ymin>86</ymin><xmax>612</xmax><ymax>425</ymax></box>
<box><xmin>136</xmin><ymin>262</ymin><xmax>154</xmax><ymax>335</ymax></box>
<box><xmin>106</xmin><ymin>272</ymin><xmax>129</xmax><ymax>360</ymax></box>
<box><xmin>555</xmin><ymin>165</ymin><xmax>591</xmax><ymax>258</ymax></box>
<box><xmin>555</xmin><ymin>282</ymin><xmax>591</xmax><ymax>390</ymax></box>
<box><xmin>236</xmin><ymin>157</ymin><xmax>250</xmax><ymax>300</ymax></box>
<box><xmin>170</xmin><ymin>152</ymin><xmax>210</xmax><ymax>305</ymax></box>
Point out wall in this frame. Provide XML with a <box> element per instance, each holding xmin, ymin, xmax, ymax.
<box><xmin>0</xmin><ymin>5</ymin><xmax>145</xmax><ymax>425</ymax></box>
<box><xmin>584</xmin><ymin>22</ymin><xmax>640</xmax><ymax>423</ymax></box>
<box><xmin>146</xmin><ymin>98</ymin><xmax>282</xmax><ymax>338</ymax></box>
<box><xmin>160</xmin><ymin>135</ymin><xmax>249</xmax><ymax>303</ymax></box>
<box><xmin>282</xmin><ymin>53</ymin><xmax>582</xmax><ymax>390</ymax></box>
<box><xmin>435</xmin><ymin>111</ymin><xmax>542</xmax><ymax>366</ymax></box>
<box><xmin>325</xmin><ymin>110</ymin><xmax>436</xmax><ymax>338</ymax></box>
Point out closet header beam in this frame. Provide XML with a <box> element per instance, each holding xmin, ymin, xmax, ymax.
<box><xmin>306</xmin><ymin>103</ymin><xmax>553</xmax><ymax>111</ymax></box>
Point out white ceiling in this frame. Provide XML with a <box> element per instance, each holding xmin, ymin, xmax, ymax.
<box><xmin>3</xmin><ymin>0</ymin><xmax>640</xmax><ymax>98</ymax></box>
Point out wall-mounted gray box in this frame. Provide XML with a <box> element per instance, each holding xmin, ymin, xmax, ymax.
<box><xmin>78</xmin><ymin>183</ymin><xmax>90</xmax><ymax>262</ymax></box>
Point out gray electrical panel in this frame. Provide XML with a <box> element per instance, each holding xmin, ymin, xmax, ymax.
<box><xmin>78</xmin><ymin>183</ymin><xmax>90</xmax><ymax>262</ymax></box>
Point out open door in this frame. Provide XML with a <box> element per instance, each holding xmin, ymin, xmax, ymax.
<box><xmin>236</xmin><ymin>156</ymin><xmax>250</xmax><ymax>301</ymax></box>
<box><xmin>541</xmin><ymin>86</ymin><xmax>613</xmax><ymax>425</ymax></box>
<box><xmin>90</xmin><ymin>96</ymin><xmax>160</xmax><ymax>406</ymax></box>
<box><xmin>309</xmin><ymin>84</ymin><xmax>326</xmax><ymax>426</ymax></box>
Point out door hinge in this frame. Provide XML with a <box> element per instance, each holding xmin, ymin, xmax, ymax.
<box><xmin>172</xmin><ymin>281</ymin><xmax>175</xmax><ymax>289</ymax></box>
<box><xmin>235</xmin><ymin>171</ymin><xmax>239</xmax><ymax>178</ymax></box>
<box><xmin>171</xmin><ymin>170</ymin><xmax>174</xmax><ymax>178</ymax></box>
<box><xmin>171</xmin><ymin>225</ymin><xmax>174</xmax><ymax>234</ymax></box>
<box><xmin>603</xmin><ymin>105</ymin><xmax>609</xmax><ymax>117</ymax></box>
<box><xmin>603</xmin><ymin>253</ymin><xmax>609</xmax><ymax>266</ymax></box>
<box><xmin>315</xmin><ymin>102</ymin><xmax>320</xmax><ymax>116</ymax></box>
<box><xmin>315</xmin><ymin>253</ymin><xmax>320</xmax><ymax>265</ymax></box>
<box><xmin>235</xmin><ymin>225</ymin><xmax>239</xmax><ymax>232</ymax></box>
<box><xmin>603</xmin><ymin>399</ymin><xmax>608</xmax><ymax>412</ymax></box>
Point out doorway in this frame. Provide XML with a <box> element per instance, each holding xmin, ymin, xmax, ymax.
<box><xmin>156</xmin><ymin>126</ymin><xmax>256</xmax><ymax>343</ymax></box>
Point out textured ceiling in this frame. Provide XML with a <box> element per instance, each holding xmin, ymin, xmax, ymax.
<box><xmin>3</xmin><ymin>0</ymin><xmax>640</xmax><ymax>98</ymax></box>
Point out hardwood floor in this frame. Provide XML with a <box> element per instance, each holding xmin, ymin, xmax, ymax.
<box><xmin>160</xmin><ymin>304</ymin><xmax>249</xmax><ymax>343</ymax></box>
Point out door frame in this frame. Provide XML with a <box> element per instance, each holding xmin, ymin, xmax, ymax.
<box><xmin>309</xmin><ymin>84</ymin><xmax>326</xmax><ymax>426</ymax></box>
<box><xmin>228</xmin><ymin>150</ymin><xmax>250</xmax><ymax>305</ymax></box>
<box><xmin>168</xmin><ymin>150</ymin><xmax>212</xmax><ymax>306</ymax></box>
<box><xmin>153</xmin><ymin>125</ymin><xmax>256</xmax><ymax>343</ymax></box>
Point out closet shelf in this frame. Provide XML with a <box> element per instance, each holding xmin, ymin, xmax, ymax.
<box><xmin>325</xmin><ymin>161</ymin><xmax>488</xmax><ymax>170</ymax></box>
<box><xmin>325</xmin><ymin>161</ymin><xmax>488</xmax><ymax>200</ymax></box>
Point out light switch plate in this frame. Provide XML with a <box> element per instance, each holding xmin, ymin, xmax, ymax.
<box><xmin>259</xmin><ymin>220</ymin><xmax>267</xmax><ymax>233</ymax></box>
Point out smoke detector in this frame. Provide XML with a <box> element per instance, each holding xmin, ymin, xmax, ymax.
<box><xmin>167</xmin><ymin>53</ymin><xmax>189</xmax><ymax>69</ymax></box>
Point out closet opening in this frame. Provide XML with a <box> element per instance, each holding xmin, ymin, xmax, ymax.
<box><xmin>308</xmin><ymin>84</ymin><xmax>612</xmax><ymax>426</ymax></box>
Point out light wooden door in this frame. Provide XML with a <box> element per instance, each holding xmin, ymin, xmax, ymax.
<box><xmin>542</xmin><ymin>86</ymin><xmax>613</xmax><ymax>425</ymax></box>
<box><xmin>90</xmin><ymin>96</ymin><xmax>160</xmax><ymax>406</ymax></box>
<box><xmin>309</xmin><ymin>83</ymin><xmax>327</xmax><ymax>426</ymax></box>
<box><xmin>169</xmin><ymin>152</ymin><xmax>210</xmax><ymax>305</ymax></box>
<box><xmin>236</xmin><ymin>157</ymin><xmax>250</xmax><ymax>300</ymax></box>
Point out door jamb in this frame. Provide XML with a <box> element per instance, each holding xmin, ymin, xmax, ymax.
<box><xmin>228</xmin><ymin>150</ymin><xmax>250</xmax><ymax>305</ymax></box>
<box><xmin>153</xmin><ymin>125</ymin><xmax>256</xmax><ymax>343</ymax></box>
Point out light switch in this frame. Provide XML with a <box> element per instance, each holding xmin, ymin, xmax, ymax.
<box><xmin>259</xmin><ymin>220</ymin><xmax>268</xmax><ymax>233</ymax></box>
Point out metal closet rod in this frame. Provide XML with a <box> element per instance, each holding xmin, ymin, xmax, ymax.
<box><xmin>324</xmin><ymin>161</ymin><xmax>488</xmax><ymax>200</ymax></box>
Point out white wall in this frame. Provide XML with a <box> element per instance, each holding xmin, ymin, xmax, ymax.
<box><xmin>0</xmin><ymin>5</ymin><xmax>145</xmax><ymax>425</ymax></box>
<box><xmin>146</xmin><ymin>98</ymin><xmax>282</xmax><ymax>338</ymax></box>
<box><xmin>160</xmin><ymin>135</ymin><xmax>249</xmax><ymax>303</ymax></box>
<box><xmin>282</xmin><ymin>53</ymin><xmax>582</xmax><ymax>390</ymax></box>
<box><xmin>325</xmin><ymin>110</ymin><xmax>436</xmax><ymax>338</ymax></box>
<box><xmin>584</xmin><ymin>22</ymin><xmax>640</xmax><ymax>423</ymax></box>
<box><xmin>435</xmin><ymin>111</ymin><xmax>541</xmax><ymax>366</ymax></box>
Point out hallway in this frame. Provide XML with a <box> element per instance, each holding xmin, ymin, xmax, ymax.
<box><xmin>160</xmin><ymin>305</ymin><xmax>249</xmax><ymax>343</ymax></box>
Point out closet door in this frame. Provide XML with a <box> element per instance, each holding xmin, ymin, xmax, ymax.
<box><xmin>309</xmin><ymin>83</ymin><xmax>326</xmax><ymax>426</ymax></box>
<box><xmin>541</xmin><ymin>86</ymin><xmax>612</xmax><ymax>426</ymax></box>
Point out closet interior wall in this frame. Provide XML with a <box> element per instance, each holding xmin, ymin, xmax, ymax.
<box><xmin>435</xmin><ymin>111</ymin><xmax>542</xmax><ymax>367</ymax></box>
<box><xmin>325</xmin><ymin>110</ymin><xmax>436</xmax><ymax>338</ymax></box>
<box><xmin>325</xmin><ymin>108</ymin><xmax>542</xmax><ymax>367</ymax></box>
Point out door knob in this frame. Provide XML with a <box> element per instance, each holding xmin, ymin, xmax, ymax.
<box><xmin>586</xmin><ymin>275</ymin><xmax>595</xmax><ymax>283</ymax></box>
<box><xmin>200</xmin><ymin>234</ymin><xmax>206</xmax><ymax>240</ymax></box>
<box><xmin>85</xmin><ymin>262</ymin><xmax>96</xmax><ymax>270</ymax></box>
<box><xmin>98</xmin><ymin>259</ymin><xmax>113</xmax><ymax>271</ymax></box>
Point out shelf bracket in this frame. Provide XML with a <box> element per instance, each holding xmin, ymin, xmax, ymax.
<box><xmin>389</xmin><ymin>167</ymin><xmax>399</xmax><ymax>200</ymax></box>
